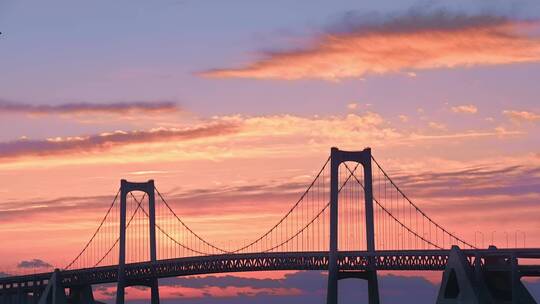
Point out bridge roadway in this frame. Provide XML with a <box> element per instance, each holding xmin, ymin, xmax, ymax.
<box><xmin>2</xmin><ymin>249</ymin><xmax>540</xmax><ymax>294</ymax></box>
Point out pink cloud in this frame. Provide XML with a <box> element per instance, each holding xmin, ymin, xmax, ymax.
<box><xmin>200</xmin><ymin>12</ymin><xmax>540</xmax><ymax>80</ymax></box>
<box><xmin>0</xmin><ymin>122</ymin><xmax>239</xmax><ymax>160</ymax></box>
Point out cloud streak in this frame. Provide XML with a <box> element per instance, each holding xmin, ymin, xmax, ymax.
<box><xmin>201</xmin><ymin>11</ymin><xmax>540</xmax><ymax>80</ymax></box>
<box><xmin>0</xmin><ymin>100</ymin><xmax>179</xmax><ymax>115</ymax></box>
<box><xmin>0</xmin><ymin>194</ymin><xmax>117</xmax><ymax>222</ymax></box>
<box><xmin>93</xmin><ymin>272</ymin><xmax>439</xmax><ymax>303</ymax></box>
<box><xmin>0</xmin><ymin>122</ymin><xmax>239</xmax><ymax>160</ymax></box>
<box><xmin>0</xmin><ymin>112</ymin><xmax>523</xmax><ymax>165</ymax></box>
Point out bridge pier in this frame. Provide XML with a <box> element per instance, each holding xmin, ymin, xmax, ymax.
<box><xmin>150</xmin><ymin>279</ymin><xmax>160</xmax><ymax>304</ymax></box>
<box><xmin>437</xmin><ymin>246</ymin><xmax>536</xmax><ymax>304</ymax></box>
<box><xmin>37</xmin><ymin>269</ymin><xmax>67</xmax><ymax>304</ymax></box>
<box><xmin>3</xmin><ymin>291</ymin><xmax>15</xmax><ymax>304</ymax></box>
<box><xmin>0</xmin><ymin>292</ymin><xmax>10</xmax><ymax>304</ymax></box>
<box><xmin>327</xmin><ymin>148</ymin><xmax>380</xmax><ymax>304</ymax></box>
<box><xmin>366</xmin><ymin>271</ymin><xmax>379</xmax><ymax>303</ymax></box>
<box><xmin>68</xmin><ymin>285</ymin><xmax>95</xmax><ymax>304</ymax></box>
<box><xmin>3</xmin><ymin>293</ymin><xmax>14</xmax><ymax>304</ymax></box>
<box><xmin>32</xmin><ymin>281</ymin><xmax>43</xmax><ymax>304</ymax></box>
<box><xmin>17</xmin><ymin>285</ymin><xmax>29</xmax><ymax>304</ymax></box>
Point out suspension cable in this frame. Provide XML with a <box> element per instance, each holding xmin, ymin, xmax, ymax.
<box><xmin>130</xmin><ymin>193</ymin><xmax>208</xmax><ymax>255</ymax></box>
<box><xmin>92</xmin><ymin>193</ymin><xmax>147</xmax><ymax>267</ymax></box>
<box><xmin>65</xmin><ymin>189</ymin><xmax>120</xmax><ymax>269</ymax></box>
<box><xmin>343</xmin><ymin>162</ymin><xmax>475</xmax><ymax>250</ymax></box>
<box><xmin>370</xmin><ymin>156</ymin><xmax>476</xmax><ymax>249</ymax></box>
<box><xmin>154</xmin><ymin>187</ymin><xmax>229</xmax><ymax>254</ymax></box>
<box><xmin>263</xmin><ymin>163</ymin><xmax>361</xmax><ymax>252</ymax></box>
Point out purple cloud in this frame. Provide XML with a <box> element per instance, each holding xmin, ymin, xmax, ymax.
<box><xmin>0</xmin><ymin>100</ymin><xmax>179</xmax><ymax>115</ymax></box>
<box><xmin>17</xmin><ymin>259</ymin><xmax>52</xmax><ymax>269</ymax></box>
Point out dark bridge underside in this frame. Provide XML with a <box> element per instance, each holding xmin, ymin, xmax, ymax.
<box><xmin>2</xmin><ymin>249</ymin><xmax>540</xmax><ymax>294</ymax></box>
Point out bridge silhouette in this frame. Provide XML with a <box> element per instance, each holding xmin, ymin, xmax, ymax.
<box><xmin>1</xmin><ymin>147</ymin><xmax>539</xmax><ymax>304</ymax></box>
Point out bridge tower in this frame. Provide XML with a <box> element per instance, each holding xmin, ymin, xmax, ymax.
<box><xmin>327</xmin><ymin>147</ymin><xmax>380</xmax><ymax>304</ymax></box>
<box><xmin>116</xmin><ymin>180</ymin><xmax>160</xmax><ymax>304</ymax></box>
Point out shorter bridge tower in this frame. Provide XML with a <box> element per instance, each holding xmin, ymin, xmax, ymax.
<box><xmin>116</xmin><ymin>180</ymin><xmax>160</xmax><ymax>304</ymax></box>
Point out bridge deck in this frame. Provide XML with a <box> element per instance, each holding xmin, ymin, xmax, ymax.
<box><xmin>2</xmin><ymin>249</ymin><xmax>540</xmax><ymax>294</ymax></box>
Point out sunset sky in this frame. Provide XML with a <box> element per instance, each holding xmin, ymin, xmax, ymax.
<box><xmin>1</xmin><ymin>0</ymin><xmax>540</xmax><ymax>302</ymax></box>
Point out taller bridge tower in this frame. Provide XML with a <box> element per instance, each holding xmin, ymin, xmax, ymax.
<box><xmin>116</xmin><ymin>180</ymin><xmax>160</xmax><ymax>304</ymax></box>
<box><xmin>327</xmin><ymin>147</ymin><xmax>379</xmax><ymax>304</ymax></box>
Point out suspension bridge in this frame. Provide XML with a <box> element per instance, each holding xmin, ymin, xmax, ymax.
<box><xmin>1</xmin><ymin>147</ymin><xmax>539</xmax><ymax>304</ymax></box>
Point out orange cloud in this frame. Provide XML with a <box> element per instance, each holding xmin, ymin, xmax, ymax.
<box><xmin>428</xmin><ymin>121</ymin><xmax>446</xmax><ymax>130</ymax></box>
<box><xmin>398</xmin><ymin>115</ymin><xmax>409</xmax><ymax>122</ymax></box>
<box><xmin>200</xmin><ymin>13</ymin><xmax>540</xmax><ymax>80</ymax></box>
<box><xmin>451</xmin><ymin>104</ymin><xmax>478</xmax><ymax>114</ymax></box>
<box><xmin>347</xmin><ymin>103</ymin><xmax>358</xmax><ymax>110</ymax></box>
<box><xmin>503</xmin><ymin>110</ymin><xmax>540</xmax><ymax>123</ymax></box>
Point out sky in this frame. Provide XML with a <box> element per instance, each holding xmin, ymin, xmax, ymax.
<box><xmin>0</xmin><ymin>0</ymin><xmax>540</xmax><ymax>302</ymax></box>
